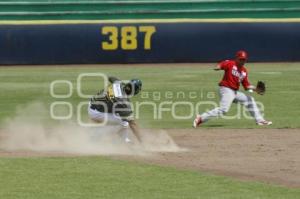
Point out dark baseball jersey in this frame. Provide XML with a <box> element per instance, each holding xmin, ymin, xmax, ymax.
<box><xmin>90</xmin><ymin>77</ymin><xmax>133</xmax><ymax>121</ymax></box>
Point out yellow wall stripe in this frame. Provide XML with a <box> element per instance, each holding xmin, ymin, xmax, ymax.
<box><xmin>1</xmin><ymin>18</ymin><xmax>300</xmax><ymax>25</ymax></box>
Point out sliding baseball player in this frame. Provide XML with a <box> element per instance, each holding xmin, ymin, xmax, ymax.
<box><xmin>88</xmin><ymin>76</ymin><xmax>143</xmax><ymax>143</ymax></box>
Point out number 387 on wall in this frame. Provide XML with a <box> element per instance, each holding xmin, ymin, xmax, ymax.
<box><xmin>101</xmin><ymin>26</ymin><xmax>156</xmax><ymax>50</ymax></box>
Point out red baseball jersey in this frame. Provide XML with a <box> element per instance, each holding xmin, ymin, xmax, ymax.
<box><xmin>218</xmin><ymin>60</ymin><xmax>251</xmax><ymax>90</ymax></box>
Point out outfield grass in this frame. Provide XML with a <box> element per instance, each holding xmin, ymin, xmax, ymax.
<box><xmin>0</xmin><ymin>156</ymin><xmax>300</xmax><ymax>199</ymax></box>
<box><xmin>0</xmin><ymin>63</ymin><xmax>299</xmax><ymax>128</ymax></box>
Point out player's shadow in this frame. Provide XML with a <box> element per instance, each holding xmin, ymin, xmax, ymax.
<box><xmin>205</xmin><ymin>124</ymin><xmax>225</xmax><ymax>127</ymax></box>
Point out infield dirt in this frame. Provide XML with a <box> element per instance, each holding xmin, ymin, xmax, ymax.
<box><xmin>127</xmin><ymin>128</ymin><xmax>300</xmax><ymax>188</ymax></box>
<box><xmin>1</xmin><ymin>127</ymin><xmax>299</xmax><ymax>188</ymax></box>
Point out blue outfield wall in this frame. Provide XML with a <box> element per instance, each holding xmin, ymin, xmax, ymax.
<box><xmin>0</xmin><ymin>22</ymin><xmax>299</xmax><ymax>64</ymax></box>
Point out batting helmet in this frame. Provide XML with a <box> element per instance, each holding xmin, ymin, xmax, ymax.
<box><xmin>130</xmin><ymin>79</ymin><xmax>142</xmax><ymax>95</ymax></box>
<box><xmin>236</xmin><ymin>50</ymin><xmax>248</xmax><ymax>60</ymax></box>
<box><xmin>124</xmin><ymin>79</ymin><xmax>142</xmax><ymax>96</ymax></box>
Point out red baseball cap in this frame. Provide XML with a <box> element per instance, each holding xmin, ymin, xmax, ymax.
<box><xmin>236</xmin><ymin>50</ymin><xmax>248</xmax><ymax>60</ymax></box>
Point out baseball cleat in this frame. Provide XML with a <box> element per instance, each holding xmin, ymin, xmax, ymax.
<box><xmin>125</xmin><ymin>137</ymin><xmax>132</xmax><ymax>143</ymax></box>
<box><xmin>193</xmin><ymin>115</ymin><xmax>202</xmax><ymax>128</ymax></box>
<box><xmin>256</xmin><ymin>120</ymin><xmax>272</xmax><ymax>126</ymax></box>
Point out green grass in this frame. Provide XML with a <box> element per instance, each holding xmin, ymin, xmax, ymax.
<box><xmin>0</xmin><ymin>156</ymin><xmax>300</xmax><ymax>199</ymax></box>
<box><xmin>1</xmin><ymin>64</ymin><xmax>300</xmax><ymax>199</ymax></box>
<box><xmin>0</xmin><ymin>63</ymin><xmax>300</xmax><ymax>128</ymax></box>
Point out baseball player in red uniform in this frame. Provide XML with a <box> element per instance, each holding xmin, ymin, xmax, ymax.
<box><xmin>193</xmin><ymin>50</ymin><xmax>272</xmax><ymax>127</ymax></box>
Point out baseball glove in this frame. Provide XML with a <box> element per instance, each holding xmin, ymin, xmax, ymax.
<box><xmin>256</xmin><ymin>81</ymin><xmax>266</xmax><ymax>95</ymax></box>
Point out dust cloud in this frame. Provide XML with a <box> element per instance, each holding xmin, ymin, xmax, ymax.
<box><xmin>0</xmin><ymin>102</ymin><xmax>182</xmax><ymax>156</ymax></box>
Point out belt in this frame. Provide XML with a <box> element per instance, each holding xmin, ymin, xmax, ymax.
<box><xmin>90</xmin><ymin>104</ymin><xmax>97</xmax><ymax>110</ymax></box>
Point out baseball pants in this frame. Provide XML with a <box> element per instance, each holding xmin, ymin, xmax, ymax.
<box><xmin>200</xmin><ymin>86</ymin><xmax>265</xmax><ymax>123</ymax></box>
<box><xmin>87</xmin><ymin>103</ymin><xmax>130</xmax><ymax>141</ymax></box>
